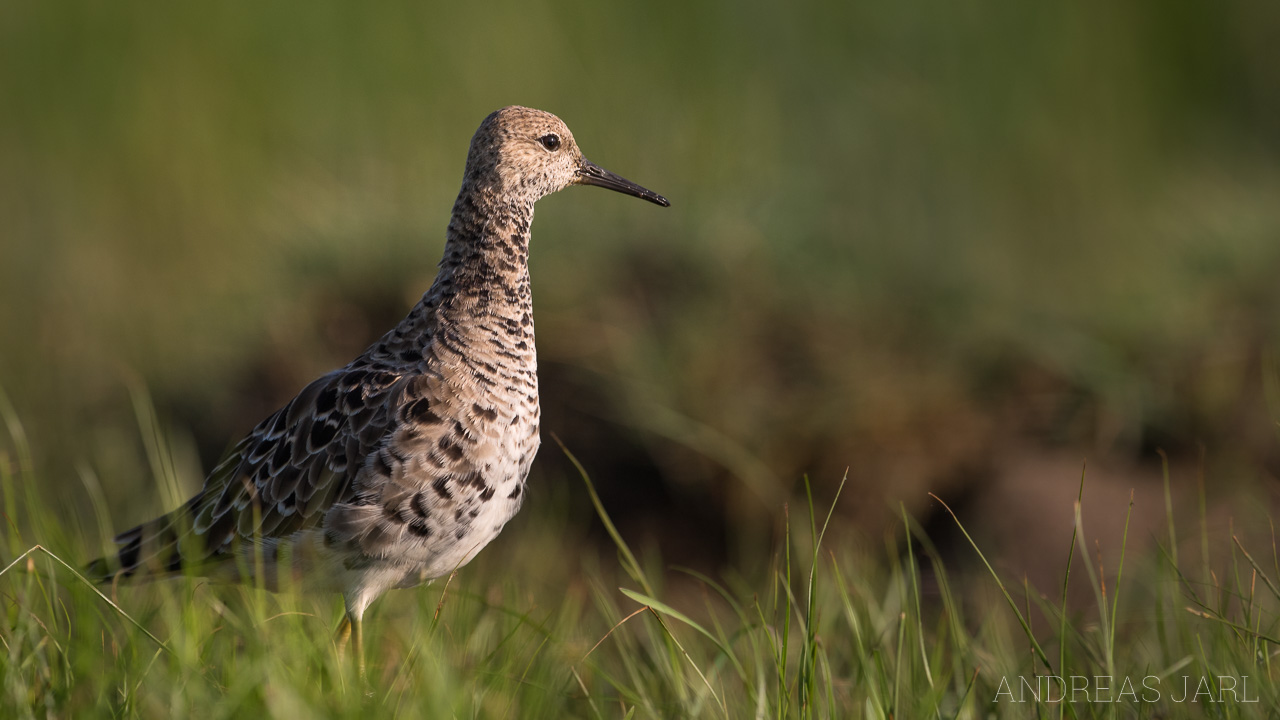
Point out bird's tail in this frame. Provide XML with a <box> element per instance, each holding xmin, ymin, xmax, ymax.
<box><xmin>84</xmin><ymin>509</ymin><xmax>191</xmax><ymax>584</ymax></box>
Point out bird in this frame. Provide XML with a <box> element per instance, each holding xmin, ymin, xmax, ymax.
<box><xmin>87</xmin><ymin>105</ymin><xmax>669</xmax><ymax>667</ymax></box>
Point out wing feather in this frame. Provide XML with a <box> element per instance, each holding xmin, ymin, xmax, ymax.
<box><xmin>88</xmin><ymin>365</ymin><xmax>413</xmax><ymax>580</ymax></box>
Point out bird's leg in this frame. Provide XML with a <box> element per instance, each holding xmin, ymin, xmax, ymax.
<box><xmin>335</xmin><ymin>614</ymin><xmax>352</xmax><ymax>654</ymax></box>
<box><xmin>352</xmin><ymin>614</ymin><xmax>365</xmax><ymax>679</ymax></box>
<box><xmin>334</xmin><ymin>610</ymin><xmax>365</xmax><ymax>679</ymax></box>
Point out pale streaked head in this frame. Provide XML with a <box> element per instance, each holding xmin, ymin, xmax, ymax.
<box><xmin>464</xmin><ymin>106</ymin><xmax>669</xmax><ymax>208</ymax></box>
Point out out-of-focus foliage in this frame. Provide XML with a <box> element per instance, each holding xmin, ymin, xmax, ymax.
<box><xmin>2</xmin><ymin>0</ymin><xmax>1279</xmax><ymax>565</ymax></box>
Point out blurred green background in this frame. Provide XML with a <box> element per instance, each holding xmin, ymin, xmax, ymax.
<box><xmin>2</xmin><ymin>0</ymin><xmax>1280</xmax><ymax>577</ymax></box>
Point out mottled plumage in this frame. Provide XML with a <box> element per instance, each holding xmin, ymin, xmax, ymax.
<box><xmin>88</xmin><ymin>106</ymin><xmax>668</xmax><ymax>655</ymax></box>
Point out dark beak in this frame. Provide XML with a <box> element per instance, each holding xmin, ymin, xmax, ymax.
<box><xmin>576</xmin><ymin>160</ymin><xmax>670</xmax><ymax>207</ymax></box>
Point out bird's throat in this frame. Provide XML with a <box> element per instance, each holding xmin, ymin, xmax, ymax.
<box><xmin>433</xmin><ymin>189</ymin><xmax>536</xmax><ymax>326</ymax></box>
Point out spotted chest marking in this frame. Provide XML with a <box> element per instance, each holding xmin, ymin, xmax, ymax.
<box><xmin>319</xmin><ymin>366</ymin><xmax>540</xmax><ymax>583</ymax></box>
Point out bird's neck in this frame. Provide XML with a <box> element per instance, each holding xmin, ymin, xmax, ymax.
<box><xmin>363</xmin><ymin>187</ymin><xmax>537</xmax><ymax>371</ymax></box>
<box><xmin>430</xmin><ymin>187</ymin><xmax>536</xmax><ymax>324</ymax></box>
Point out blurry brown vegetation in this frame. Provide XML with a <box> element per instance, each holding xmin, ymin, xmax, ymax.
<box><xmin>2</xmin><ymin>0</ymin><xmax>1280</xmax><ymax>586</ymax></box>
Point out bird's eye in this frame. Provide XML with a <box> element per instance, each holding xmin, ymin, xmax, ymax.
<box><xmin>539</xmin><ymin>134</ymin><xmax>561</xmax><ymax>151</ymax></box>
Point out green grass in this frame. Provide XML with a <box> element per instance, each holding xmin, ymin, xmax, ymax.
<box><xmin>3</xmin><ymin>411</ymin><xmax>1280</xmax><ymax>719</ymax></box>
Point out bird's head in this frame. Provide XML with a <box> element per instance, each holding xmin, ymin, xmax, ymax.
<box><xmin>464</xmin><ymin>106</ymin><xmax>669</xmax><ymax>208</ymax></box>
